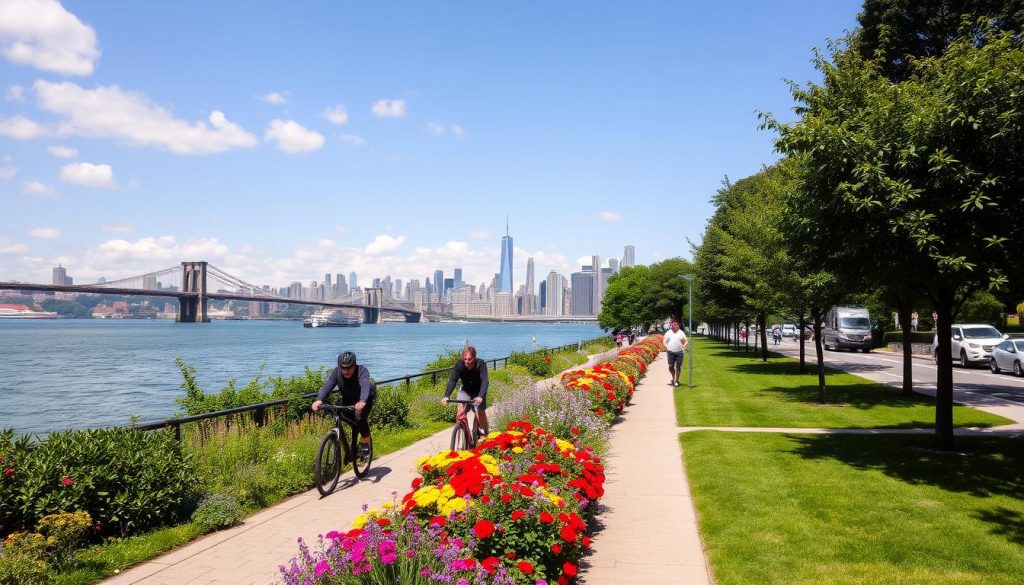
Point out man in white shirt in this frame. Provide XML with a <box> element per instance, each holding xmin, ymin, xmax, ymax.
<box><xmin>663</xmin><ymin>319</ymin><xmax>689</xmax><ymax>387</ymax></box>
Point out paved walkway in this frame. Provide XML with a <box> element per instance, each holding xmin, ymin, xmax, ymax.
<box><xmin>580</xmin><ymin>352</ymin><xmax>713</xmax><ymax>584</ymax></box>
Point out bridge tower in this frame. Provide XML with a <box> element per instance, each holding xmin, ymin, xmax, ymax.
<box><xmin>178</xmin><ymin>261</ymin><xmax>210</xmax><ymax>323</ymax></box>
<box><xmin>363</xmin><ymin>287</ymin><xmax>383</xmax><ymax>324</ymax></box>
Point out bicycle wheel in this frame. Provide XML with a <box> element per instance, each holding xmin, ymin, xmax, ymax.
<box><xmin>353</xmin><ymin>434</ymin><xmax>373</xmax><ymax>478</ymax></box>
<box><xmin>450</xmin><ymin>420</ymin><xmax>471</xmax><ymax>451</ymax></box>
<box><xmin>315</xmin><ymin>432</ymin><xmax>341</xmax><ymax>496</ymax></box>
<box><xmin>470</xmin><ymin>414</ymin><xmax>481</xmax><ymax>448</ymax></box>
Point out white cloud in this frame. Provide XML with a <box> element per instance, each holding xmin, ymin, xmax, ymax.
<box><xmin>34</xmin><ymin>80</ymin><xmax>259</xmax><ymax>155</ymax></box>
<box><xmin>0</xmin><ymin>156</ymin><xmax>16</xmax><ymax>179</ymax></box>
<box><xmin>0</xmin><ymin>0</ymin><xmax>99</xmax><ymax>76</ymax></box>
<box><xmin>259</xmin><ymin>91</ymin><xmax>287</xmax><ymax>104</ymax></box>
<box><xmin>60</xmin><ymin>162</ymin><xmax>117</xmax><ymax>189</ymax></box>
<box><xmin>451</xmin><ymin>124</ymin><xmax>466</xmax><ymax>138</ymax></box>
<box><xmin>21</xmin><ymin>180</ymin><xmax>54</xmax><ymax>196</ymax></box>
<box><xmin>47</xmin><ymin>144</ymin><xmax>77</xmax><ymax>158</ymax></box>
<box><xmin>339</xmin><ymin>134</ymin><xmax>366</xmax><ymax>146</ymax></box>
<box><xmin>469</xmin><ymin>231</ymin><xmax>490</xmax><ymax>241</ymax></box>
<box><xmin>595</xmin><ymin>211</ymin><xmax>624</xmax><ymax>222</ymax></box>
<box><xmin>28</xmin><ymin>227</ymin><xmax>61</xmax><ymax>239</ymax></box>
<box><xmin>0</xmin><ymin>115</ymin><xmax>46</xmax><ymax>139</ymax></box>
<box><xmin>335</xmin><ymin>225</ymin><xmax>347</xmax><ymax>235</ymax></box>
<box><xmin>323</xmin><ymin>104</ymin><xmax>348</xmax><ymax>125</ymax></box>
<box><xmin>0</xmin><ymin>240</ymin><xmax>29</xmax><ymax>255</ymax></box>
<box><xmin>371</xmin><ymin>99</ymin><xmax>406</xmax><ymax>118</ymax></box>
<box><xmin>426</xmin><ymin>122</ymin><xmax>445</xmax><ymax>135</ymax></box>
<box><xmin>264</xmin><ymin>119</ymin><xmax>325</xmax><ymax>154</ymax></box>
<box><xmin>365</xmin><ymin>234</ymin><xmax>407</xmax><ymax>255</ymax></box>
<box><xmin>101</xmin><ymin>223</ymin><xmax>133</xmax><ymax>233</ymax></box>
<box><xmin>5</xmin><ymin>84</ymin><xmax>25</xmax><ymax>101</ymax></box>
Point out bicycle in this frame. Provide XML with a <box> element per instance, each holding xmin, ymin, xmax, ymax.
<box><xmin>314</xmin><ymin>403</ymin><xmax>373</xmax><ymax>496</ymax></box>
<box><xmin>448</xmin><ymin>399</ymin><xmax>484</xmax><ymax>451</ymax></box>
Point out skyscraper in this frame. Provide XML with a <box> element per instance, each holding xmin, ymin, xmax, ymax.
<box><xmin>324</xmin><ymin>274</ymin><xmax>332</xmax><ymax>299</ymax></box>
<box><xmin>524</xmin><ymin>257</ymin><xmax>536</xmax><ymax>315</ymax></box>
<box><xmin>454</xmin><ymin>268</ymin><xmax>463</xmax><ymax>287</ymax></box>
<box><xmin>591</xmin><ymin>255</ymin><xmax>602</xmax><ymax>315</ymax></box>
<box><xmin>622</xmin><ymin>245</ymin><xmax>635</xmax><ymax>267</ymax></box>
<box><xmin>433</xmin><ymin>270</ymin><xmax>443</xmax><ymax>299</ymax></box>
<box><xmin>570</xmin><ymin>269</ymin><xmax>594</xmax><ymax>315</ymax></box>
<box><xmin>52</xmin><ymin>265</ymin><xmax>66</xmax><ymax>286</ymax></box>
<box><xmin>498</xmin><ymin>221</ymin><xmax>513</xmax><ymax>293</ymax></box>
<box><xmin>349</xmin><ymin>272</ymin><xmax>358</xmax><ymax>290</ymax></box>
<box><xmin>545</xmin><ymin>271</ymin><xmax>562</xmax><ymax>316</ymax></box>
<box><xmin>539</xmin><ymin>280</ymin><xmax>546</xmax><ymax>311</ymax></box>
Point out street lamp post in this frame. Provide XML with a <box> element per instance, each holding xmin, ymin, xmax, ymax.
<box><xmin>682</xmin><ymin>275</ymin><xmax>694</xmax><ymax>388</ymax></box>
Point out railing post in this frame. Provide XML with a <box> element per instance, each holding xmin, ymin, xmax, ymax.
<box><xmin>254</xmin><ymin>406</ymin><xmax>266</xmax><ymax>427</ymax></box>
<box><xmin>432</xmin><ymin>371</ymin><xmax>437</xmax><ymax>384</ymax></box>
<box><xmin>405</xmin><ymin>376</ymin><xmax>410</xmax><ymax>390</ymax></box>
<box><xmin>174</xmin><ymin>423</ymin><xmax>181</xmax><ymax>442</ymax></box>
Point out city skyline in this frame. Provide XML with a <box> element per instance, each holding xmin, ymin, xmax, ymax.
<box><xmin>1</xmin><ymin>1</ymin><xmax>862</xmax><ymax>286</ymax></box>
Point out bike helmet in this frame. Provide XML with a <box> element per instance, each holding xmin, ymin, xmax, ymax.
<box><xmin>337</xmin><ymin>351</ymin><xmax>357</xmax><ymax>368</ymax></box>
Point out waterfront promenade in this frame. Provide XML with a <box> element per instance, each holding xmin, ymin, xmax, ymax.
<box><xmin>101</xmin><ymin>351</ymin><xmax>713</xmax><ymax>585</ymax></box>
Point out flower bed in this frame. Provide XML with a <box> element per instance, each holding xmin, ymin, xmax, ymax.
<box><xmin>279</xmin><ymin>336</ymin><xmax>663</xmax><ymax>585</ymax></box>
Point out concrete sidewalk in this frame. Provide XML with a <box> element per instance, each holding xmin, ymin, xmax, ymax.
<box><xmin>580</xmin><ymin>353</ymin><xmax>714</xmax><ymax>584</ymax></box>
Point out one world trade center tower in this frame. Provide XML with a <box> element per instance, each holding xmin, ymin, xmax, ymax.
<box><xmin>498</xmin><ymin>219</ymin><xmax>513</xmax><ymax>293</ymax></box>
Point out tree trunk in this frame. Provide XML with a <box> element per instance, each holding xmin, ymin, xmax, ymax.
<box><xmin>934</xmin><ymin>293</ymin><xmax>956</xmax><ymax>451</ymax></box>
<box><xmin>897</xmin><ymin>304</ymin><xmax>915</xmax><ymax>397</ymax></box>
<box><xmin>811</xmin><ymin>309</ymin><xmax>825</xmax><ymax>403</ymax></box>
<box><xmin>745</xmin><ymin>318</ymin><xmax>751</xmax><ymax>352</ymax></box>
<box><xmin>759</xmin><ymin>312</ymin><xmax>768</xmax><ymax>362</ymax></box>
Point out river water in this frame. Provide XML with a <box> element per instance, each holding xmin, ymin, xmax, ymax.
<box><xmin>0</xmin><ymin>319</ymin><xmax>603</xmax><ymax>435</ymax></box>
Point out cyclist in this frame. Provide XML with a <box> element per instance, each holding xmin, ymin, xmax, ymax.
<box><xmin>312</xmin><ymin>351</ymin><xmax>375</xmax><ymax>458</ymax></box>
<box><xmin>440</xmin><ymin>346</ymin><xmax>489</xmax><ymax>437</ymax></box>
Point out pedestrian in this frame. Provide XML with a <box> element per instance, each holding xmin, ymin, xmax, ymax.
<box><xmin>664</xmin><ymin>319</ymin><xmax>689</xmax><ymax>387</ymax></box>
<box><xmin>911</xmin><ymin>312</ymin><xmax>919</xmax><ymax>331</ymax></box>
<box><xmin>616</xmin><ymin>332</ymin><xmax>624</xmax><ymax>347</ymax></box>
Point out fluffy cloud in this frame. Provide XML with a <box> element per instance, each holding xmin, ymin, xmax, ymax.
<box><xmin>371</xmin><ymin>99</ymin><xmax>406</xmax><ymax>118</ymax></box>
<box><xmin>469</xmin><ymin>231</ymin><xmax>490</xmax><ymax>241</ymax></box>
<box><xmin>595</xmin><ymin>211</ymin><xmax>624</xmax><ymax>222</ymax></box>
<box><xmin>264</xmin><ymin>119</ymin><xmax>325</xmax><ymax>154</ymax></box>
<box><xmin>260</xmin><ymin>91</ymin><xmax>287</xmax><ymax>104</ymax></box>
<box><xmin>426</xmin><ymin>122</ymin><xmax>445</xmax><ymax>136</ymax></box>
<box><xmin>0</xmin><ymin>156</ymin><xmax>16</xmax><ymax>179</ymax></box>
<box><xmin>0</xmin><ymin>115</ymin><xmax>46</xmax><ymax>139</ymax></box>
<box><xmin>451</xmin><ymin>124</ymin><xmax>466</xmax><ymax>138</ymax></box>
<box><xmin>60</xmin><ymin>162</ymin><xmax>117</xmax><ymax>189</ymax></box>
<box><xmin>101</xmin><ymin>223</ymin><xmax>133</xmax><ymax>233</ymax></box>
<box><xmin>47</xmin><ymin>144</ymin><xmax>77</xmax><ymax>158</ymax></box>
<box><xmin>323</xmin><ymin>104</ymin><xmax>348</xmax><ymax>125</ymax></box>
<box><xmin>0</xmin><ymin>0</ymin><xmax>99</xmax><ymax>76</ymax></box>
<box><xmin>365</xmin><ymin>234</ymin><xmax>407</xmax><ymax>255</ymax></box>
<box><xmin>339</xmin><ymin>133</ymin><xmax>366</xmax><ymax>146</ymax></box>
<box><xmin>34</xmin><ymin>80</ymin><xmax>258</xmax><ymax>155</ymax></box>
<box><xmin>0</xmin><ymin>240</ymin><xmax>29</xmax><ymax>255</ymax></box>
<box><xmin>21</xmin><ymin>180</ymin><xmax>54</xmax><ymax>196</ymax></box>
<box><xmin>28</xmin><ymin>227</ymin><xmax>61</xmax><ymax>239</ymax></box>
<box><xmin>5</xmin><ymin>85</ymin><xmax>25</xmax><ymax>101</ymax></box>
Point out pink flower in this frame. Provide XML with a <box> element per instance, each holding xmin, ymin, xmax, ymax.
<box><xmin>61</xmin><ymin>476</ymin><xmax>73</xmax><ymax>487</ymax></box>
<box><xmin>314</xmin><ymin>560</ymin><xmax>333</xmax><ymax>577</ymax></box>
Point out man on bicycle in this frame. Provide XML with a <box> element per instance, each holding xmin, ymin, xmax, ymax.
<box><xmin>440</xmin><ymin>346</ymin><xmax>489</xmax><ymax>436</ymax></box>
<box><xmin>312</xmin><ymin>351</ymin><xmax>375</xmax><ymax>458</ymax></box>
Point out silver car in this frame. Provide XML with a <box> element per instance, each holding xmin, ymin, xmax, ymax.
<box><xmin>990</xmin><ymin>339</ymin><xmax>1024</xmax><ymax>377</ymax></box>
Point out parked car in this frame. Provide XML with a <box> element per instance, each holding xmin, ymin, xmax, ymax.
<box><xmin>932</xmin><ymin>324</ymin><xmax>1007</xmax><ymax>368</ymax></box>
<box><xmin>822</xmin><ymin>306</ymin><xmax>873</xmax><ymax>352</ymax></box>
<box><xmin>989</xmin><ymin>338</ymin><xmax>1024</xmax><ymax>377</ymax></box>
<box><xmin>782</xmin><ymin>324</ymin><xmax>797</xmax><ymax>339</ymax></box>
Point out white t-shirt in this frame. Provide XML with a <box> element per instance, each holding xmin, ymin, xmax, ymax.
<box><xmin>664</xmin><ymin>329</ymin><xmax>688</xmax><ymax>353</ymax></box>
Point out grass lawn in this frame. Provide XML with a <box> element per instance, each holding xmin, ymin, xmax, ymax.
<box><xmin>681</xmin><ymin>431</ymin><xmax>1024</xmax><ymax>585</ymax></box>
<box><xmin>676</xmin><ymin>338</ymin><xmax>1011</xmax><ymax>428</ymax></box>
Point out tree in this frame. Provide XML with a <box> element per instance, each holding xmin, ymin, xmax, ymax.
<box><xmin>598</xmin><ymin>265</ymin><xmax>654</xmax><ymax>332</ymax></box>
<box><xmin>768</xmin><ymin>29</ymin><xmax>1024</xmax><ymax>449</ymax></box>
<box><xmin>647</xmin><ymin>258</ymin><xmax>696</xmax><ymax>324</ymax></box>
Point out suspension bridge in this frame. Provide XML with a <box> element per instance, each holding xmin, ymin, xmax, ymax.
<box><xmin>0</xmin><ymin>262</ymin><xmax>421</xmax><ymax>323</ymax></box>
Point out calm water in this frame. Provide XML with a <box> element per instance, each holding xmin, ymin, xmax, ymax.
<box><xmin>0</xmin><ymin>319</ymin><xmax>603</xmax><ymax>435</ymax></box>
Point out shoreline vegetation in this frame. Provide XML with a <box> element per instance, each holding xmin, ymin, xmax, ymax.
<box><xmin>0</xmin><ymin>337</ymin><xmax>616</xmax><ymax>585</ymax></box>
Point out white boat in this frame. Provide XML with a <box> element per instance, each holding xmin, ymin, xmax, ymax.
<box><xmin>304</xmin><ymin>309</ymin><xmax>361</xmax><ymax>328</ymax></box>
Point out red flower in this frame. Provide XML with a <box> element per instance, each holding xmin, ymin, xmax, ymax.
<box><xmin>551</xmin><ymin>543</ymin><xmax>563</xmax><ymax>554</ymax></box>
<box><xmin>430</xmin><ymin>516</ymin><xmax>447</xmax><ymax>527</ymax></box>
<box><xmin>563</xmin><ymin>561</ymin><xmax>578</xmax><ymax>576</ymax></box>
<box><xmin>3</xmin><ymin>468</ymin><xmax>13</xmax><ymax>477</ymax></box>
<box><xmin>61</xmin><ymin>476</ymin><xmax>73</xmax><ymax>487</ymax></box>
<box><xmin>411</xmin><ymin>477</ymin><xmax>423</xmax><ymax>489</ymax></box>
<box><xmin>482</xmin><ymin>556</ymin><xmax>500</xmax><ymax>574</ymax></box>
<box><xmin>582</xmin><ymin>536</ymin><xmax>592</xmax><ymax>547</ymax></box>
<box><xmin>511</xmin><ymin>510</ymin><xmax>526</xmax><ymax>521</ymax></box>
<box><xmin>517</xmin><ymin>561</ymin><xmax>534</xmax><ymax>574</ymax></box>
<box><xmin>539</xmin><ymin>511</ymin><xmax>554</xmax><ymax>523</ymax></box>
<box><xmin>473</xmin><ymin>519</ymin><xmax>495</xmax><ymax>539</ymax></box>
<box><xmin>376</xmin><ymin>518</ymin><xmax>391</xmax><ymax>527</ymax></box>
<box><xmin>596</xmin><ymin>408</ymin><xmax>604</xmax><ymax>415</ymax></box>
<box><xmin>570</xmin><ymin>427</ymin><xmax>580</xmax><ymax>436</ymax></box>
<box><xmin>500</xmin><ymin>493</ymin><xmax>512</xmax><ymax>503</ymax></box>
<box><xmin>505</xmin><ymin>552</ymin><xmax>517</xmax><ymax>559</ymax></box>
<box><xmin>560</xmin><ymin>525</ymin><xmax>577</xmax><ymax>543</ymax></box>
<box><xmin>544</xmin><ymin>356</ymin><xmax>551</xmax><ymax>363</ymax></box>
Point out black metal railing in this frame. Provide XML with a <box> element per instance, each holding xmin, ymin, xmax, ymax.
<box><xmin>132</xmin><ymin>339</ymin><xmax>602</xmax><ymax>440</ymax></box>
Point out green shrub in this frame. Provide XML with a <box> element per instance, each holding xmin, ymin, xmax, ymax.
<box><xmin>191</xmin><ymin>494</ymin><xmax>243</xmax><ymax>533</ymax></box>
<box><xmin>0</xmin><ymin>428</ymin><xmax>198</xmax><ymax>538</ymax></box>
<box><xmin>371</xmin><ymin>386</ymin><xmax>411</xmax><ymax>430</ymax></box>
<box><xmin>175</xmin><ymin>359</ymin><xmax>326</xmax><ymax>421</ymax></box>
<box><xmin>414</xmin><ymin>395</ymin><xmax>452</xmax><ymax>423</ymax></box>
<box><xmin>507</xmin><ymin>351</ymin><xmax>552</xmax><ymax>377</ymax></box>
<box><xmin>36</xmin><ymin>511</ymin><xmax>92</xmax><ymax>567</ymax></box>
<box><xmin>0</xmin><ymin>531</ymin><xmax>47</xmax><ymax>585</ymax></box>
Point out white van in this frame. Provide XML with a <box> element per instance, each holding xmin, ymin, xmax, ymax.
<box><xmin>822</xmin><ymin>306</ymin><xmax>873</xmax><ymax>352</ymax></box>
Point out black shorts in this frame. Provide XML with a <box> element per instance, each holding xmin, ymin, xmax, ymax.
<box><xmin>667</xmin><ymin>351</ymin><xmax>684</xmax><ymax>369</ymax></box>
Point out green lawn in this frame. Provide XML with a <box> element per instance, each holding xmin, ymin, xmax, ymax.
<box><xmin>681</xmin><ymin>431</ymin><xmax>1024</xmax><ymax>585</ymax></box>
<box><xmin>676</xmin><ymin>338</ymin><xmax>1011</xmax><ymax>428</ymax></box>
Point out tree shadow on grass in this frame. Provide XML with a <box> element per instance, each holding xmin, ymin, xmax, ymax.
<box><xmin>729</xmin><ymin>358</ymin><xmax>890</xmax><ymax>376</ymax></box>
<box><xmin>973</xmin><ymin>506</ymin><xmax>1024</xmax><ymax>545</ymax></box>
<box><xmin>756</xmin><ymin>382</ymin><xmax>929</xmax><ymax>412</ymax></box>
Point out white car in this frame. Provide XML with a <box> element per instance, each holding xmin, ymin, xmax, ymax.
<box><xmin>782</xmin><ymin>324</ymin><xmax>797</xmax><ymax>338</ymax></box>
<box><xmin>990</xmin><ymin>339</ymin><xmax>1024</xmax><ymax>377</ymax></box>
<box><xmin>932</xmin><ymin>324</ymin><xmax>1007</xmax><ymax>368</ymax></box>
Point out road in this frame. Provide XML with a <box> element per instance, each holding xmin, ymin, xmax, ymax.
<box><xmin>763</xmin><ymin>339</ymin><xmax>1024</xmax><ymax>424</ymax></box>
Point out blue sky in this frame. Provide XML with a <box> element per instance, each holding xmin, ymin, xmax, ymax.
<box><xmin>1</xmin><ymin>0</ymin><xmax>862</xmax><ymax>290</ymax></box>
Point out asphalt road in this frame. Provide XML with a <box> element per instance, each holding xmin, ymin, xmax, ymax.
<box><xmin>763</xmin><ymin>339</ymin><xmax>1024</xmax><ymax>407</ymax></box>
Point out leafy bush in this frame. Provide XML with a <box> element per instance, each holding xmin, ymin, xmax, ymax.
<box><xmin>37</xmin><ymin>511</ymin><xmax>92</xmax><ymax>567</ymax></box>
<box><xmin>0</xmin><ymin>531</ymin><xmax>47</xmax><ymax>585</ymax></box>
<box><xmin>0</xmin><ymin>428</ymin><xmax>198</xmax><ymax>537</ymax></box>
<box><xmin>372</xmin><ymin>386</ymin><xmax>411</xmax><ymax>430</ymax></box>
<box><xmin>507</xmin><ymin>351</ymin><xmax>552</xmax><ymax>378</ymax></box>
<box><xmin>191</xmin><ymin>494</ymin><xmax>244</xmax><ymax>533</ymax></box>
<box><xmin>175</xmin><ymin>359</ymin><xmax>325</xmax><ymax>421</ymax></box>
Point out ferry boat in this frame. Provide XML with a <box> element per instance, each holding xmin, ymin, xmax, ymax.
<box><xmin>303</xmin><ymin>309</ymin><xmax>361</xmax><ymax>328</ymax></box>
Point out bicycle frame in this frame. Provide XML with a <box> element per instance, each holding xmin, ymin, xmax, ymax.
<box><xmin>448</xmin><ymin>399</ymin><xmax>481</xmax><ymax>450</ymax></box>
